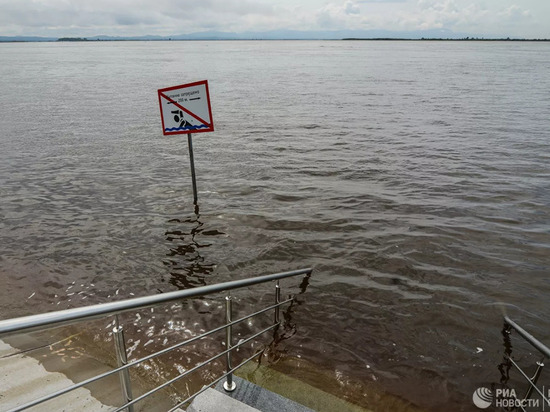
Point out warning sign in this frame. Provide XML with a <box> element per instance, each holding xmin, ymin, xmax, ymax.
<box><xmin>158</xmin><ymin>80</ymin><xmax>214</xmax><ymax>135</ymax></box>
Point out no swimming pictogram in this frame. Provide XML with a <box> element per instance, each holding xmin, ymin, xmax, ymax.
<box><xmin>158</xmin><ymin>80</ymin><xmax>214</xmax><ymax>135</ymax></box>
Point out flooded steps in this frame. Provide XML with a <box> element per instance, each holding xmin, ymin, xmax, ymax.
<box><xmin>2</xmin><ymin>336</ymin><xmax>372</xmax><ymax>412</ymax></box>
<box><xmin>0</xmin><ymin>336</ymin><xmax>179</xmax><ymax>412</ymax></box>
<box><xmin>235</xmin><ymin>362</ymin><xmax>373</xmax><ymax>412</ymax></box>
<box><xmin>0</xmin><ymin>339</ymin><xmax>113</xmax><ymax>412</ymax></box>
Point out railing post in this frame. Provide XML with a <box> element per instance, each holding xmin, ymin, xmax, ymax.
<box><xmin>223</xmin><ymin>294</ymin><xmax>236</xmax><ymax>392</ymax></box>
<box><xmin>523</xmin><ymin>360</ymin><xmax>544</xmax><ymax>400</ymax></box>
<box><xmin>274</xmin><ymin>280</ymin><xmax>281</xmax><ymax>324</ymax></box>
<box><xmin>113</xmin><ymin>316</ymin><xmax>134</xmax><ymax>412</ymax></box>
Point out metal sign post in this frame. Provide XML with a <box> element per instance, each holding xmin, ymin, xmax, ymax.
<box><xmin>158</xmin><ymin>80</ymin><xmax>214</xmax><ymax>205</ymax></box>
<box><xmin>187</xmin><ymin>133</ymin><xmax>198</xmax><ymax>204</ymax></box>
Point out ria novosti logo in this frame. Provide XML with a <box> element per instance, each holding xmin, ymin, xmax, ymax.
<box><xmin>473</xmin><ymin>386</ymin><xmax>549</xmax><ymax>409</ymax></box>
<box><xmin>472</xmin><ymin>387</ymin><xmax>492</xmax><ymax>409</ymax></box>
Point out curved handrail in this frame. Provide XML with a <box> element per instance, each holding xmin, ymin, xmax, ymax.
<box><xmin>0</xmin><ymin>268</ymin><xmax>312</xmax><ymax>336</ymax></box>
<box><xmin>502</xmin><ymin>316</ymin><xmax>550</xmax><ymax>409</ymax></box>
<box><xmin>504</xmin><ymin>316</ymin><xmax>550</xmax><ymax>359</ymax></box>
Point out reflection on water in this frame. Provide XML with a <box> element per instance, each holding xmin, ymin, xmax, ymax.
<box><xmin>297</xmin><ymin>271</ymin><xmax>311</xmax><ymax>296</ymax></box>
<box><xmin>163</xmin><ymin>208</ymin><xmax>225</xmax><ymax>289</ymax></box>
<box><xmin>261</xmin><ymin>274</ymin><xmax>311</xmax><ymax>366</ymax></box>
<box><xmin>498</xmin><ymin>323</ymin><xmax>513</xmax><ymax>386</ymax></box>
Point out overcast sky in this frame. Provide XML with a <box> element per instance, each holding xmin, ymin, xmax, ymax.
<box><xmin>1</xmin><ymin>0</ymin><xmax>548</xmax><ymax>38</ymax></box>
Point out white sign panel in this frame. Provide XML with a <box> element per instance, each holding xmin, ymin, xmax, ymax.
<box><xmin>158</xmin><ymin>80</ymin><xmax>214</xmax><ymax>135</ymax></box>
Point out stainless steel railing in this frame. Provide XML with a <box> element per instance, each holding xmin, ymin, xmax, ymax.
<box><xmin>500</xmin><ymin>316</ymin><xmax>550</xmax><ymax>411</ymax></box>
<box><xmin>0</xmin><ymin>268</ymin><xmax>312</xmax><ymax>412</ymax></box>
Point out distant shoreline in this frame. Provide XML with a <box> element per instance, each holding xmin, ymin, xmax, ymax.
<box><xmin>1</xmin><ymin>37</ymin><xmax>549</xmax><ymax>43</ymax></box>
<box><xmin>343</xmin><ymin>38</ymin><xmax>550</xmax><ymax>42</ymax></box>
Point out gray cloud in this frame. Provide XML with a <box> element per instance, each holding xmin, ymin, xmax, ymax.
<box><xmin>0</xmin><ymin>0</ymin><xmax>548</xmax><ymax>38</ymax></box>
<box><xmin>0</xmin><ymin>0</ymin><xmax>278</xmax><ymax>35</ymax></box>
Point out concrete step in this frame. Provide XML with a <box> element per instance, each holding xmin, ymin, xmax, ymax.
<box><xmin>187</xmin><ymin>385</ymin><xmax>260</xmax><ymax>412</ymax></box>
<box><xmin>188</xmin><ymin>376</ymin><xmax>314</xmax><ymax>412</ymax></box>
<box><xmin>216</xmin><ymin>376</ymin><xmax>315</xmax><ymax>412</ymax></box>
<box><xmin>236</xmin><ymin>361</ymin><xmax>373</xmax><ymax>412</ymax></box>
<box><xmin>0</xmin><ymin>339</ymin><xmax>113</xmax><ymax>412</ymax></box>
<box><xmin>1</xmin><ymin>331</ymin><xmax>180</xmax><ymax>412</ymax></box>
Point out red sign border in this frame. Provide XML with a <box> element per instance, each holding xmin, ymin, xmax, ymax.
<box><xmin>158</xmin><ymin>80</ymin><xmax>214</xmax><ymax>136</ymax></box>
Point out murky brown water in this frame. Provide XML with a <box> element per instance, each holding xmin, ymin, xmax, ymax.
<box><xmin>1</xmin><ymin>40</ymin><xmax>549</xmax><ymax>411</ymax></box>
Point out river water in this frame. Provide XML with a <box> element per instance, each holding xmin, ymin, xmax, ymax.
<box><xmin>1</xmin><ymin>40</ymin><xmax>549</xmax><ymax>411</ymax></box>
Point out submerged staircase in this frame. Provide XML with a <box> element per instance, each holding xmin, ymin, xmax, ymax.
<box><xmin>0</xmin><ymin>267</ymin><xmax>372</xmax><ymax>412</ymax></box>
<box><xmin>1</xmin><ymin>336</ymin><xmax>370</xmax><ymax>412</ymax></box>
<box><xmin>0</xmin><ymin>269</ymin><xmax>314</xmax><ymax>411</ymax></box>
<box><xmin>0</xmin><ymin>339</ymin><xmax>113</xmax><ymax>411</ymax></box>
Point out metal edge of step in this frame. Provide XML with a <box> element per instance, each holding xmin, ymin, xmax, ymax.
<box><xmin>187</xmin><ymin>384</ymin><xmax>261</xmax><ymax>412</ymax></box>
<box><xmin>213</xmin><ymin>376</ymin><xmax>315</xmax><ymax>412</ymax></box>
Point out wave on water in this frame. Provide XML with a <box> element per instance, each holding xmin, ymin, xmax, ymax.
<box><xmin>165</xmin><ymin>125</ymin><xmax>209</xmax><ymax>132</ymax></box>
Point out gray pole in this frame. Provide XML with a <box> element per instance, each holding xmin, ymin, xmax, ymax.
<box><xmin>274</xmin><ymin>280</ymin><xmax>281</xmax><ymax>324</ymax></box>
<box><xmin>187</xmin><ymin>133</ymin><xmax>198</xmax><ymax>204</ymax></box>
<box><xmin>113</xmin><ymin>316</ymin><xmax>134</xmax><ymax>412</ymax></box>
<box><xmin>223</xmin><ymin>294</ymin><xmax>236</xmax><ymax>392</ymax></box>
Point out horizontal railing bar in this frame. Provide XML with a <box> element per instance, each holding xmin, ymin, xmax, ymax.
<box><xmin>112</xmin><ymin>322</ymin><xmax>278</xmax><ymax>412</ymax></box>
<box><xmin>504</xmin><ymin>316</ymin><xmax>550</xmax><ymax>359</ymax></box>
<box><xmin>168</xmin><ymin>349</ymin><xmax>263</xmax><ymax>412</ymax></box>
<box><xmin>506</xmin><ymin>355</ymin><xmax>549</xmax><ymax>406</ymax></box>
<box><xmin>0</xmin><ymin>268</ymin><xmax>312</xmax><ymax>336</ymax></box>
<box><xmin>5</xmin><ymin>298</ymin><xmax>293</xmax><ymax>412</ymax></box>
